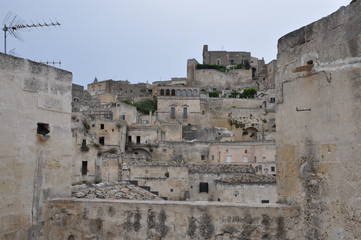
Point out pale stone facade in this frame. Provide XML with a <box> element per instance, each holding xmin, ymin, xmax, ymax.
<box><xmin>0</xmin><ymin>53</ymin><xmax>72</xmax><ymax>239</ymax></box>
<box><xmin>276</xmin><ymin>2</ymin><xmax>361</xmax><ymax>239</ymax></box>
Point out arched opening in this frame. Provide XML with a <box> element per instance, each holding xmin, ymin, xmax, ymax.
<box><xmin>130</xmin><ymin>148</ymin><xmax>152</xmax><ymax>160</ymax></box>
<box><xmin>166</xmin><ymin>89</ymin><xmax>170</xmax><ymax>96</ymax></box>
<box><xmin>171</xmin><ymin>89</ymin><xmax>175</xmax><ymax>96</ymax></box>
<box><xmin>242</xmin><ymin>127</ymin><xmax>258</xmax><ymax>140</ymax></box>
<box><xmin>160</xmin><ymin>89</ymin><xmax>165</xmax><ymax>96</ymax></box>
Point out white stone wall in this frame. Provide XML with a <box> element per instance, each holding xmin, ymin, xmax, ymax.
<box><xmin>0</xmin><ymin>53</ymin><xmax>72</xmax><ymax>239</ymax></box>
<box><xmin>276</xmin><ymin>2</ymin><xmax>361</xmax><ymax>239</ymax></box>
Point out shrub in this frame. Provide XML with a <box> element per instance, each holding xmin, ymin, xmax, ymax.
<box><xmin>116</xmin><ymin>123</ymin><xmax>121</xmax><ymax>129</ymax></box>
<box><xmin>240</xmin><ymin>88</ymin><xmax>257</xmax><ymax>99</ymax></box>
<box><xmin>228</xmin><ymin>91</ymin><xmax>240</xmax><ymax>98</ymax></box>
<box><xmin>208</xmin><ymin>90</ymin><xmax>222</xmax><ymax>98</ymax></box>
<box><xmin>108</xmin><ymin>148</ymin><xmax>117</xmax><ymax>154</ymax></box>
<box><xmin>82</xmin><ymin>119</ymin><xmax>90</xmax><ymax>130</ymax></box>
<box><xmin>196</xmin><ymin>64</ymin><xmax>227</xmax><ymax>72</ymax></box>
<box><xmin>122</xmin><ymin>98</ymin><xmax>157</xmax><ymax>114</ymax></box>
<box><xmin>80</xmin><ymin>145</ymin><xmax>89</xmax><ymax>152</ymax></box>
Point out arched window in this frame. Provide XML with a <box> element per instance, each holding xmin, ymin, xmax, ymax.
<box><xmin>171</xmin><ymin>89</ymin><xmax>175</xmax><ymax>96</ymax></box>
<box><xmin>192</xmin><ymin>90</ymin><xmax>198</xmax><ymax>96</ymax></box>
<box><xmin>176</xmin><ymin>90</ymin><xmax>181</xmax><ymax>96</ymax></box>
<box><xmin>187</xmin><ymin>89</ymin><xmax>192</xmax><ymax>97</ymax></box>
<box><xmin>166</xmin><ymin>89</ymin><xmax>170</xmax><ymax>96</ymax></box>
<box><xmin>182</xmin><ymin>89</ymin><xmax>186</xmax><ymax>97</ymax></box>
<box><xmin>216</xmin><ymin>58</ymin><xmax>221</xmax><ymax>65</ymax></box>
<box><xmin>160</xmin><ymin>89</ymin><xmax>165</xmax><ymax>96</ymax></box>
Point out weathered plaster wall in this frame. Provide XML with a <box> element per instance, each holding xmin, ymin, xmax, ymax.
<box><xmin>0</xmin><ymin>53</ymin><xmax>72</xmax><ymax>239</ymax></box>
<box><xmin>45</xmin><ymin>199</ymin><xmax>298</xmax><ymax>240</ymax></box>
<box><xmin>276</xmin><ymin>2</ymin><xmax>361</xmax><ymax>239</ymax></box>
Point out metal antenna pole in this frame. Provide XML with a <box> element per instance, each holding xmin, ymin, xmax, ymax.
<box><xmin>2</xmin><ymin>12</ymin><xmax>61</xmax><ymax>55</ymax></box>
<box><xmin>3</xmin><ymin>25</ymin><xmax>7</xmax><ymax>54</ymax></box>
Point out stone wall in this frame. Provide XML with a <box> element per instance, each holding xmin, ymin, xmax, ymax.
<box><xmin>0</xmin><ymin>53</ymin><xmax>72</xmax><ymax>239</ymax></box>
<box><xmin>45</xmin><ymin>199</ymin><xmax>298</xmax><ymax>240</ymax></box>
<box><xmin>276</xmin><ymin>2</ymin><xmax>361</xmax><ymax>239</ymax></box>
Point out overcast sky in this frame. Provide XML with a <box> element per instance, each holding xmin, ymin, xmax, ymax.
<box><xmin>1</xmin><ymin>0</ymin><xmax>344</xmax><ymax>87</ymax></box>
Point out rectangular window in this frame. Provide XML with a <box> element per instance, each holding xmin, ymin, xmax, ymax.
<box><xmin>261</xmin><ymin>200</ymin><xmax>270</xmax><ymax>204</ymax></box>
<box><xmin>212</xmin><ymin>155</ymin><xmax>214</xmax><ymax>161</ymax></box>
<box><xmin>201</xmin><ymin>155</ymin><xmax>205</xmax><ymax>160</ymax></box>
<box><xmin>226</xmin><ymin>155</ymin><xmax>233</xmax><ymax>163</ymax></box>
<box><xmin>199</xmin><ymin>182</ymin><xmax>209</xmax><ymax>193</ymax></box>
<box><xmin>136</xmin><ymin>136</ymin><xmax>141</xmax><ymax>144</ymax></box>
<box><xmin>183</xmin><ymin>107</ymin><xmax>188</xmax><ymax>118</ymax></box>
<box><xmin>270</xmin><ymin>97</ymin><xmax>276</xmax><ymax>103</ymax></box>
<box><xmin>99</xmin><ymin>137</ymin><xmax>105</xmax><ymax>145</ymax></box>
<box><xmin>100</xmin><ymin>124</ymin><xmax>104</xmax><ymax>129</ymax></box>
<box><xmin>128</xmin><ymin>136</ymin><xmax>132</xmax><ymax>143</ymax></box>
<box><xmin>230</xmin><ymin>59</ymin><xmax>235</xmax><ymax>65</ymax></box>
<box><xmin>243</xmin><ymin>156</ymin><xmax>249</xmax><ymax>163</ymax></box>
<box><xmin>271</xmin><ymin>166</ymin><xmax>275</xmax><ymax>172</ymax></box>
<box><xmin>170</xmin><ymin>107</ymin><xmax>176</xmax><ymax>118</ymax></box>
<box><xmin>81</xmin><ymin>161</ymin><xmax>88</xmax><ymax>175</ymax></box>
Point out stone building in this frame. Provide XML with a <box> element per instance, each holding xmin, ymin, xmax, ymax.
<box><xmin>87</xmin><ymin>78</ymin><xmax>152</xmax><ymax>101</ymax></box>
<box><xmin>276</xmin><ymin>1</ymin><xmax>361</xmax><ymax>239</ymax></box>
<box><xmin>202</xmin><ymin>44</ymin><xmax>251</xmax><ymax>67</ymax></box>
<box><xmin>0</xmin><ymin>53</ymin><xmax>73</xmax><ymax>239</ymax></box>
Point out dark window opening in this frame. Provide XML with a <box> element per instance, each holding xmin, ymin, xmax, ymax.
<box><xmin>201</xmin><ymin>155</ymin><xmax>205</xmax><ymax>160</ymax></box>
<box><xmin>166</xmin><ymin>89</ymin><xmax>170</xmax><ymax>96</ymax></box>
<box><xmin>170</xmin><ymin>189</ymin><xmax>174</xmax><ymax>192</ymax></box>
<box><xmin>270</xmin><ymin>97</ymin><xmax>275</xmax><ymax>103</ymax></box>
<box><xmin>100</xmin><ymin>124</ymin><xmax>104</xmax><ymax>129</ymax></box>
<box><xmin>82</xmin><ymin>161</ymin><xmax>88</xmax><ymax>175</ymax></box>
<box><xmin>136</xmin><ymin>136</ymin><xmax>141</xmax><ymax>144</ymax></box>
<box><xmin>183</xmin><ymin>107</ymin><xmax>188</xmax><ymax>118</ymax></box>
<box><xmin>82</xmin><ymin>139</ymin><xmax>87</xmax><ymax>146</ymax></box>
<box><xmin>217</xmin><ymin>198</ymin><xmax>220</xmax><ymax>201</ymax></box>
<box><xmin>261</xmin><ymin>200</ymin><xmax>270</xmax><ymax>204</ymax></box>
<box><xmin>245</xmin><ymin>150</ymin><xmax>247</xmax><ymax>153</ymax></box>
<box><xmin>307</xmin><ymin>60</ymin><xmax>314</xmax><ymax>65</ymax></box>
<box><xmin>37</xmin><ymin>123</ymin><xmax>50</xmax><ymax>136</ymax></box>
<box><xmin>99</xmin><ymin>137</ymin><xmax>105</xmax><ymax>145</ymax></box>
<box><xmin>199</xmin><ymin>182</ymin><xmax>209</xmax><ymax>193</ymax></box>
<box><xmin>160</xmin><ymin>89</ymin><xmax>165</xmax><ymax>96</ymax></box>
<box><xmin>170</xmin><ymin>107</ymin><xmax>176</xmax><ymax>118</ymax></box>
<box><xmin>171</xmin><ymin>89</ymin><xmax>175</xmax><ymax>96</ymax></box>
<box><xmin>271</xmin><ymin>166</ymin><xmax>275</xmax><ymax>172</ymax></box>
<box><xmin>128</xmin><ymin>136</ymin><xmax>132</xmax><ymax>143</ymax></box>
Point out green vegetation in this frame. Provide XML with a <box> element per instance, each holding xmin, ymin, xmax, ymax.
<box><xmin>115</xmin><ymin>123</ymin><xmax>122</xmax><ymax>129</ymax></box>
<box><xmin>241</xmin><ymin>88</ymin><xmax>257</xmax><ymax>98</ymax></box>
<box><xmin>82</xmin><ymin>119</ymin><xmax>90</xmax><ymax>130</ymax></box>
<box><xmin>234</xmin><ymin>60</ymin><xmax>250</xmax><ymax>70</ymax></box>
<box><xmin>228</xmin><ymin>91</ymin><xmax>240</xmax><ymax>98</ymax></box>
<box><xmin>196</xmin><ymin>64</ymin><xmax>227</xmax><ymax>72</ymax></box>
<box><xmin>208</xmin><ymin>90</ymin><xmax>222</xmax><ymax>98</ymax></box>
<box><xmin>107</xmin><ymin>148</ymin><xmax>117</xmax><ymax>154</ymax></box>
<box><xmin>80</xmin><ymin>145</ymin><xmax>89</xmax><ymax>152</ymax></box>
<box><xmin>122</xmin><ymin>98</ymin><xmax>157</xmax><ymax>114</ymax></box>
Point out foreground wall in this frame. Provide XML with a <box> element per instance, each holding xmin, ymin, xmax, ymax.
<box><xmin>276</xmin><ymin>2</ymin><xmax>361</xmax><ymax>239</ymax></box>
<box><xmin>45</xmin><ymin>199</ymin><xmax>297</xmax><ymax>240</ymax></box>
<box><xmin>0</xmin><ymin>53</ymin><xmax>72</xmax><ymax>239</ymax></box>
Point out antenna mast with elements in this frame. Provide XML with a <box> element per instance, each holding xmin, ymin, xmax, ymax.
<box><xmin>2</xmin><ymin>11</ymin><xmax>61</xmax><ymax>54</ymax></box>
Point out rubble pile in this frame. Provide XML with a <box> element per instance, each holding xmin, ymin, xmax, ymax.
<box><xmin>216</xmin><ymin>174</ymin><xmax>276</xmax><ymax>185</ymax></box>
<box><xmin>188</xmin><ymin>164</ymin><xmax>255</xmax><ymax>174</ymax></box>
<box><xmin>71</xmin><ymin>181</ymin><xmax>163</xmax><ymax>200</ymax></box>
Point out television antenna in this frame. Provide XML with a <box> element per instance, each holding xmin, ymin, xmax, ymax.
<box><xmin>37</xmin><ymin>60</ymin><xmax>61</xmax><ymax>66</ymax></box>
<box><xmin>2</xmin><ymin>11</ymin><xmax>61</xmax><ymax>54</ymax></box>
